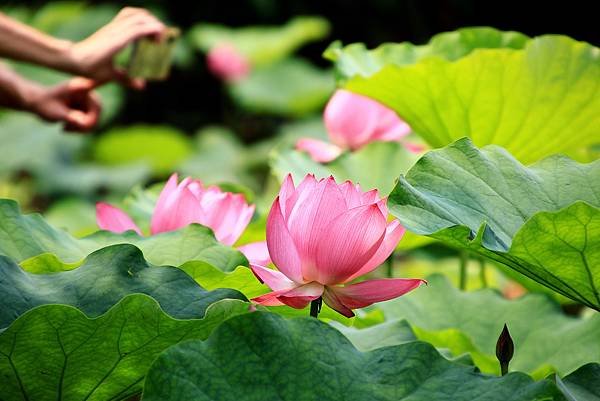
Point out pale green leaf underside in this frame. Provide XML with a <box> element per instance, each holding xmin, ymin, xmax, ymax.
<box><xmin>389</xmin><ymin>139</ymin><xmax>600</xmax><ymax>309</ymax></box>
<box><xmin>271</xmin><ymin>140</ymin><xmax>419</xmax><ymax>195</ymax></box>
<box><xmin>330</xmin><ymin>29</ymin><xmax>600</xmax><ymax>163</ymax></box>
<box><xmin>0</xmin><ymin>294</ymin><xmax>250</xmax><ymax>401</ymax></box>
<box><xmin>142</xmin><ymin>312</ymin><xmax>562</xmax><ymax>401</ymax></box>
<box><xmin>0</xmin><ymin>199</ymin><xmax>246</xmax><ymax>270</ymax></box>
<box><xmin>0</xmin><ymin>244</ymin><xmax>245</xmax><ymax>329</ymax></box>
<box><xmin>378</xmin><ymin>274</ymin><xmax>600</xmax><ymax>376</ymax></box>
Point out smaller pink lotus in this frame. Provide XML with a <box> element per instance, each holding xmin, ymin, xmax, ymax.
<box><xmin>251</xmin><ymin>174</ymin><xmax>425</xmax><ymax>317</ymax></box>
<box><xmin>297</xmin><ymin>90</ymin><xmax>422</xmax><ymax>163</ymax></box>
<box><xmin>96</xmin><ymin>173</ymin><xmax>269</xmax><ymax>265</ymax></box>
<box><xmin>206</xmin><ymin>43</ymin><xmax>251</xmax><ymax>82</ymax></box>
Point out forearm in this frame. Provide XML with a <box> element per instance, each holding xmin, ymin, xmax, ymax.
<box><xmin>0</xmin><ymin>62</ymin><xmax>43</xmax><ymax>111</ymax></box>
<box><xmin>0</xmin><ymin>13</ymin><xmax>75</xmax><ymax>74</ymax></box>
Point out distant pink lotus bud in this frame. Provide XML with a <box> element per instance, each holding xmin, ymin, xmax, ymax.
<box><xmin>296</xmin><ymin>90</ymin><xmax>416</xmax><ymax>163</ymax></box>
<box><xmin>96</xmin><ymin>173</ymin><xmax>269</xmax><ymax>265</ymax></box>
<box><xmin>325</xmin><ymin>90</ymin><xmax>411</xmax><ymax>150</ymax></box>
<box><xmin>250</xmin><ymin>174</ymin><xmax>425</xmax><ymax>317</ymax></box>
<box><xmin>206</xmin><ymin>43</ymin><xmax>251</xmax><ymax>82</ymax></box>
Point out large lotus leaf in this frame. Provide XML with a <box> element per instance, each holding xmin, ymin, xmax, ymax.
<box><xmin>378</xmin><ymin>274</ymin><xmax>600</xmax><ymax>377</ymax></box>
<box><xmin>0</xmin><ymin>294</ymin><xmax>249</xmax><ymax>401</ymax></box>
<box><xmin>142</xmin><ymin>312</ymin><xmax>563</xmax><ymax>401</ymax></box>
<box><xmin>0</xmin><ymin>244</ymin><xmax>245</xmax><ymax>329</ymax></box>
<box><xmin>557</xmin><ymin>363</ymin><xmax>600</xmax><ymax>401</ymax></box>
<box><xmin>93</xmin><ymin>125</ymin><xmax>193</xmax><ymax>175</ymax></box>
<box><xmin>325</xmin><ymin>27</ymin><xmax>529</xmax><ymax>78</ymax></box>
<box><xmin>190</xmin><ymin>16</ymin><xmax>330</xmax><ymax>66</ymax></box>
<box><xmin>228</xmin><ymin>58</ymin><xmax>334</xmax><ymax>117</ymax></box>
<box><xmin>330</xmin><ymin>319</ymin><xmax>417</xmax><ymax>352</ymax></box>
<box><xmin>388</xmin><ymin>138</ymin><xmax>600</xmax><ymax>309</ymax></box>
<box><xmin>0</xmin><ymin>199</ymin><xmax>246</xmax><ymax>270</ymax></box>
<box><xmin>179</xmin><ymin>261</ymin><xmax>268</xmax><ymax>299</ymax></box>
<box><xmin>328</xmin><ymin>30</ymin><xmax>600</xmax><ymax>163</ymax></box>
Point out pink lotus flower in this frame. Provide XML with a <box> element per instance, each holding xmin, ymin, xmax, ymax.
<box><xmin>251</xmin><ymin>174</ymin><xmax>425</xmax><ymax>317</ymax></box>
<box><xmin>96</xmin><ymin>173</ymin><xmax>268</xmax><ymax>265</ymax></box>
<box><xmin>297</xmin><ymin>90</ymin><xmax>420</xmax><ymax>163</ymax></box>
<box><xmin>206</xmin><ymin>43</ymin><xmax>250</xmax><ymax>82</ymax></box>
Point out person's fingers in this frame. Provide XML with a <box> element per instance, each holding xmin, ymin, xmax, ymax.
<box><xmin>113</xmin><ymin>68</ymin><xmax>146</xmax><ymax>90</ymax></box>
<box><xmin>65</xmin><ymin>109</ymin><xmax>96</xmax><ymax>132</ymax></box>
<box><xmin>67</xmin><ymin>77</ymin><xmax>98</xmax><ymax>92</ymax></box>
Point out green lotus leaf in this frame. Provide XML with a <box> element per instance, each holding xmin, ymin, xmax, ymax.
<box><xmin>556</xmin><ymin>363</ymin><xmax>600</xmax><ymax>401</ymax></box>
<box><xmin>190</xmin><ymin>16</ymin><xmax>330</xmax><ymax>66</ymax></box>
<box><xmin>93</xmin><ymin>125</ymin><xmax>193</xmax><ymax>175</ymax></box>
<box><xmin>378</xmin><ymin>274</ymin><xmax>600</xmax><ymax>377</ymax></box>
<box><xmin>142</xmin><ymin>312</ymin><xmax>562</xmax><ymax>401</ymax></box>
<box><xmin>388</xmin><ymin>138</ymin><xmax>600</xmax><ymax>309</ymax></box>
<box><xmin>0</xmin><ymin>294</ymin><xmax>249</xmax><ymax>401</ymax></box>
<box><xmin>327</xmin><ymin>28</ymin><xmax>600</xmax><ymax>163</ymax></box>
<box><xmin>325</xmin><ymin>27</ymin><xmax>529</xmax><ymax>79</ymax></box>
<box><xmin>0</xmin><ymin>199</ymin><xmax>246</xmax><ymax>270</ymax></box>
<box><xmin>228</xmin><ymin>58</ymin><xmax>334</xmax><ymax>117</ymax></box>
<box><xmin>0</xmin><ymin>244</ymin><xmax>245</xmax><ymax>329</ymax></box>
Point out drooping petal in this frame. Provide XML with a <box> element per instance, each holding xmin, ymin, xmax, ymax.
<box><xmin>322</xmin><ymin>287</ymin><xmax>354</xmax><ymax>317</ymax></box>
<box><xmin>344</xmin><ymin>220</ymin><xmax>406</xmax><ymax>282</ymax></box>
<box><xmin>286</xmin><ymin>177</ymin><xmax>347</xmax><ymax>282</ymax></box>
<box><xmin>324</xmin><ymin>90</ymin><xmax>380</xmax><ymax>150</ymax></box>
<box><xmin>150</xmin><ymin>183</ymin><xmax>203</xmax><ymax>234</ymax></box>
<box><xmin>277</xmin><ymin>282</ymin><xmax>324</xmax><ymax>309</ymax></box>
<box><xmin>251</xmin><ymin>282</ymin><xmax>324</xmax><ymax>309</ymax></box>
<box><xmin>96</xmin><ymin>202</ymin><xmax>142</xmax><ymax>235</ymax></box>
<box><xmin>266</xmin><ymin>197</ymin><xmax>304</xmax><ymax>283</ymax></box>
<box><xmin>250</xmin><ymin>263</ymin><xmax>294</xmax><ymax>291</ymax></box>
<box><xmin>314</xmin><ymin>203</ymin><xmax>387</xmax><ymax>284</ymax></box>
<box><xmin>240</xmin><ymin>241</ymin><xmax>271</xmax><ymax>267</ymax></box>
<box><xmin>325</xmin><ymin>278</ymin><xmax>426</xmax><ymax>310</ymax></box>
<box><xmin>296</xmin><ymin>138</ymin><xmax>343</xmax><ymax>163</ymax></box>
<box><xmin>252</xmin><ymin>291</ymin><xmax>286</xmax><ymax>306</ymax></box>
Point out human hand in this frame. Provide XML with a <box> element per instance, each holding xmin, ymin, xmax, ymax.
<box><xmin>25</xmin><ymin>77</ymin><xmax>101</xmax><ymax>132</ymax></box>
<box><xmin>67</xmin><ymin>7</ymin><xmax>166</xmax><ymax>88</ymax></box>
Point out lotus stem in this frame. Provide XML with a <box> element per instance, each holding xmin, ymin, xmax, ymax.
<box><xmin>479</xmin><ymin>257</ymin><xmax>487</xmax><ymax>288</ymax></box>
<box><xmin>310</xmin><ymin>297</ymin><xmax>322</xmax><ymax>318</ymax></box>
<box><xmin>385</xmin><ymin>253</ymin><xmax>394</xmax><ymax>278</ymax></box>
<box><xmin>459</xmin><ymin>251</ymin><xmax>468</xmax><ymax>290</ymax></box>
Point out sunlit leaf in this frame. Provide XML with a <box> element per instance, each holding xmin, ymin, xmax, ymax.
<box><xmin>388</xmin><ymin>138</ymin><xmax>600</xmax><ymax>309</ymax></box>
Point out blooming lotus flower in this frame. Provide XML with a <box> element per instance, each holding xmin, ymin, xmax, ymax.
<box><xmin>96</xmin><ymin>173</ymin><xmax>268</xmax><ymax>264</ymax></box>
<box><xmin>251</xmin><ymin>174</ymin><xmax>425</xmax><ymax>317</ymax></box>
<box><xmin>296</xmin><ymin>89</ymin><xmax>412</xmax><ymax>162</ymax></box>
<box><xmin>296</xmin><ymin>90</ymin><xmax>418</xmax><ymax>163</ymax></box>
<box><xmin>206</xmin><ymin>43</ymin><xmax>250</xmax><ymax>82</ymax></box>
